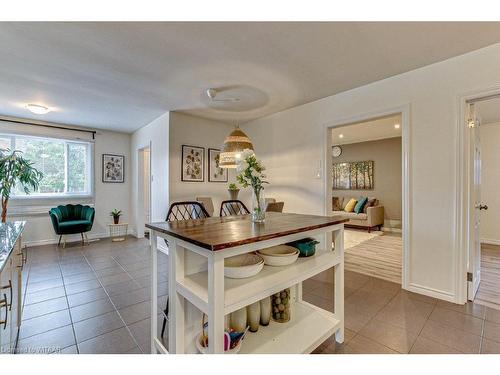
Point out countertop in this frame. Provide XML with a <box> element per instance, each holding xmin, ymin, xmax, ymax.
<box><xmin>146</xmin><ymin>212</ymin><xmax>347</xmax><ymax>251</ymax></box>
<box><xmin>0</xmin><ymin>221</ymin><xmax>25</xmax><ymax>273</ymax></box>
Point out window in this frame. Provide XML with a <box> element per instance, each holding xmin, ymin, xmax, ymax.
<box><xmin>0</xmin><ymin>133</ymin><xmax>93</xmax><ymax>198</ymax></box>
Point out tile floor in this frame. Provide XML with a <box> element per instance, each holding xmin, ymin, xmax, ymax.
<box><xmin>16</xmin><ymin>236</ymin><xmax>500</xmax><ymax>354</ymax></box>
<box><xmin>18</xmin><ymin>236</ymin><xmax>167</xmax><ymax>354</ymax></box>
<box><xmin>307</xmin><ymin>269</ymin><xmax>500</xmax><ymax>354</ymax></box>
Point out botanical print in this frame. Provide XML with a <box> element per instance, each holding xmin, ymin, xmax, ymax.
<box><xmin>182</xmin><ymin>145</ymin><xmax>204</xmax><ymax>182</ymax></box>
<box><xmin>332</xmin><ymin>160</ymin><xmax>374</xmax><ymax>190</ymax></box>
<box><xmin>208</xmin><ymin>148</ymin><xmax>227</xmax><ymax>182</ymax></box>
<box><xmin>102</xmin><ymin>154</ymin><xmax>124</xmax><ymax>183</ymax></box>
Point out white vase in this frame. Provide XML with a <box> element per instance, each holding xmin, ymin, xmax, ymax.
<box><xmin>247</xmin><ymin>301</ymin><xmax>261</xmax><ymax>332</ymax></box>
<box><xmin>260</xmin><ymin>296</ymin><xmax>271</xmax><ymax>326</ymax></box>
<box><xmin>230</xmin><ymin>307</ymin><xmax>247</xmax><ymax>332</ymax></box>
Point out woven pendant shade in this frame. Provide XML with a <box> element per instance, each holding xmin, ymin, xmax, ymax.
<box><xmin>220</xmin><ymin>126</ymin><xmax>254</xmax><ymax>168</ymax></box>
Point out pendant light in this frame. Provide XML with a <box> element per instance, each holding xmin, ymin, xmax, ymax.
<box><xmin>219</xmin><ymin>125</ymin><xmax>254</xmax><ymax>168</ymax></box>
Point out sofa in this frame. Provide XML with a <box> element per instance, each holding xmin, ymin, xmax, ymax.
<box><xmin>332</xmin><ymin>197</ymin><xmax>384</xmax><ymax>233</ymax></box>
<box><xmin>49</xmin><ymin>204</ymin><xmax>95</xmax><ymax>247</ymax></box>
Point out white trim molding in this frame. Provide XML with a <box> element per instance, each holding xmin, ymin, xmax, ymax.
<box><xmin>23</xmin><ymin>228</ymin><xmax>137</xmax><ymax>247</ymax></box>
<box><xmin>456</xmin><ymin>85</ymin><xmax>500</xmax><ymax>304</ymax></box>
<box><xmin>322</xmin><ymin>103</ymin><xmax>411</xmax><ymax>291</ymax></box>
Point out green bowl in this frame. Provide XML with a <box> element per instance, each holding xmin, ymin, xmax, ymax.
<box><xmin>286</xmin><ymin>238</ymin><xmax>319</xmax><ymax>257</ymax></box>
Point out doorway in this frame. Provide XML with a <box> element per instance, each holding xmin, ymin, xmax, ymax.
<box><xmin>138</xmin><ymin>145</ymin><xmax>152</xmax><ymax>238</ymax></box>
<box><xmin>324</xmin><ymin>107</ymin><xmax>410</xmax><ymax>289</ymax></box>
<box><xmin>464</xmin><ymin>95</ymin><xmax>500</xmax><ymax>308</ymax></box>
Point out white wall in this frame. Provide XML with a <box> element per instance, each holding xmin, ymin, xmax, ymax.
<box><xmin>480</xmin><ymin>122</ymin><xmax>500</xmax><ymax>245</ymax></box>
<box><xmin>131</xmin><ymin>112</ymin><xmax>169</xmax><ymax>238</ymax></box>
<box><xmin>6</xmin><ymin>128</ymin><xmax>131</xmax><ymax>246</ymax></box>
<box><xmin>169</xmin><ymin>112</ymin><xmax>238</xmax><ymax>214</ymax></box>
<box><xmin>242</xmin><ymin>42</ymin><xmax>500</xmax><ymax>303</ymax></box>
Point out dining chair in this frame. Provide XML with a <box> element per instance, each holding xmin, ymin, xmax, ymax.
<box><xmin>196</xmin><ymin>197</ymin><xmax>215</xmax><ymax>217</ymax></box>
<box><xmin>161</xmin><ymin>201</ymin><xmax>211</xmax><ymax>338</ymax></box>
<box><xmin>220</xmin><ymin>200</ymin><xmax>250</xmax><ymax>216</ymax></box>
<box><xmin>266</xmin><ymin>201</ymin><xmax>285</xmax><ymax>213</ymax></box>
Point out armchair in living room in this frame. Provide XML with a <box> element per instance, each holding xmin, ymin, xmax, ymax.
<box><xmin>49</xmin><ymin>204</ymin><xmax>95</xmax><ymax>247</ymax></box>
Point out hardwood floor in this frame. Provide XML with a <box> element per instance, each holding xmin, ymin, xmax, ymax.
<box><xmin>344</xmin><ymin>230</ymin><xmax>402</xmax><ymax>284</ymax></box>
<box><xmin>475</xmin><ymin>244</ymin><xmax>500</xmax><ymax>309</ymax></box>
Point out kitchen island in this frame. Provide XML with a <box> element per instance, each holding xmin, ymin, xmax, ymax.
<box><xmin>147</xmin><ymin>212</ymin><xmax>347</xmax><ymax>354</ymax></box>
<box><xmin>0</xmin><ymin>221</ymin><xmax>26</xmax><ymax>353</ymax></box>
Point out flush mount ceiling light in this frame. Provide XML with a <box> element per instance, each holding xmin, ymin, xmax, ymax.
<box><xmin>394</xmin><ymin>123</ymin><xmax>401</xmax><ymax>129</ymax></box>
<box><xmin>338</xmin><ymin>134</ymin><xmax>344</xmax><ymax>139</ymax></box>
<box><xmin>220</xmin><ymin>125</ymin><xmax>254</xmax><ymax>168</ymax></box>
<box><xmin>26</xmin><ymin>104</ymin><xmax>51</xmax><ymax>115</ymax></box>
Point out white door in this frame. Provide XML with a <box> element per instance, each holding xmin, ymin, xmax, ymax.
<box><xmin>468</xmin><ymin>103</ymin><xmax>484</xmax><ymax>300</ymax></box>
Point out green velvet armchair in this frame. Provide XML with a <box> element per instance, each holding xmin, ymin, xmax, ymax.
<box><xmin>49</xmin><ymin>204</ymin><xmax>95</xmax><ymax>247</ymax></box>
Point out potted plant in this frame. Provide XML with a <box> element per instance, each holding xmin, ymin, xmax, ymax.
<box><xmin>236</xmin><ymin>150</ymin><xmax>268</xmax><ymax>223</ymax></box>
<box><xmin>228</xmin><ymin>182</ymin><xmax>240</xmax><ymax>200</ymax></box>
<box><xmin>0</xmin><ymin>149</ymin><xmax>43</xmax><ymax>223</ymax></box>
<box><xmin>110</xmin><ymin>209</ymin><xmax>122</xmax><ymax>224</ymax></box>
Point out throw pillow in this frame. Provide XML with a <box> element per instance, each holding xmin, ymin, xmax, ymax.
<box><xmin>354</xmin><ymin>197</ymin><xmax>368</xmax><ymax>214</ymax></box>
<box><xmin>332</xmin><ymin>196</ymin><xmax>344</xmax><ymax>211</ymax></box>
<box><xmin>344</xmin><ymin>198</ymin><xmax>357</xmax><ymax>213</ymax></box>
<box><xmin>363</xmin><ymin>198</ymin><xmax>377</xmax><ymax>213</ymax></box>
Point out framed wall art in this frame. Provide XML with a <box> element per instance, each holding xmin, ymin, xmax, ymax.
<box><xmin>102</xmin><ymin>154</ymin><xmax>125</xmax><ymax>183</ymax></box>
<box><xmin>181</xmin><ymin>145</ymin><xmax>204</xmax><ymax>182</ymax></box>
<box><xmin>208</xmin><ymin>148</ymin><xmax>228</xmax><ymax>182</ymax></box>
<box><xmin>332</xmin><ymin>160</ymin><xmax>374</xmax><ymax>190</ymax></box>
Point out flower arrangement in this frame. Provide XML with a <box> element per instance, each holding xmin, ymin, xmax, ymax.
<box><xmin>236</xmin><ymin>149</ymin><xmax>268</xmax><ymax>222</ymax></box>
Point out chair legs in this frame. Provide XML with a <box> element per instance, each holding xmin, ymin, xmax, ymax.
<box><xmin>161</xmin><ymin>297</ymin><xmax>169</xmax><ymax>338</ymax></box>
<box><xmin>58</xmin><ymin>235</ymin><xmax>62</xmax><ymax>247</ymax></box>
<box><xmin>80</xmin><ymin>233</ymin><xmax>85</xmax><ymax>246</ymax></box>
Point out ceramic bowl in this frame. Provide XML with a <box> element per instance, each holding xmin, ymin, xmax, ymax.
<box><xmin>195</xmin><ymin>332</ymin><xmax>243</xmax><ymax>354</ymax></box>
<box><xmin>224</xmin><ymin>253</ymin><xmax>264</xmax><ymax>279</ymax></box>
<box><xmin>257</xmin><ymin>245</ymin><xmax>300</xmax><ymax>266</ymax></box>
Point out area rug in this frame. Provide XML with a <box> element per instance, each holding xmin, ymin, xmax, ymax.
<box><xmin>344</xmin><ymin>229</ymin><xmax>384</xmax><ymax>249</ymax></box>
<box><xmin>344</xmin><ymin>233</ymin><xmax>402</xmax><ymax>284</ymax></box>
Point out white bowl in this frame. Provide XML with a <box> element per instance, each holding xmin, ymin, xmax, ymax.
<box><xmin>195</xmin><ymin>332</ymin><xmax>243</xmax><ymax>354</ymax></box>
<box><xmin>257</xmin><ymin>245</ymin><xmax>300</xmax><ymax>266</ymax></box>
<box><xmin>224</xmin><ymin>253</ymin><xmax>264</xmax><ymax>279</ymax></box>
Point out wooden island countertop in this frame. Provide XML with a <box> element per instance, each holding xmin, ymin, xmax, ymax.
<box><xmin>146</xmin><ymin>212</ymin><xmax>347</xmax><ymax>251</ymax></box>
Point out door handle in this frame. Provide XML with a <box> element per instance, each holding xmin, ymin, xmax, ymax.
<box><xmin>475</xmin><ymin>204</ymin><xmax>488</xmax><ymax>210</ymax></box>
<box><xmin>1</xmin><ymin>280</ymin><xmax>12</xmax><ymax>310</ymax></box>
<box><xmin>0</xmin><ymin>293</ymin><xmax>7</xmax><ymax>329</ymax></box>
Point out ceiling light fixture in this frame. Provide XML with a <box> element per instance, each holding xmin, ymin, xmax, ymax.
<box><xmin>220</xmin><ymin>125</ymin><xmax>254</xmax><ymax>168</ymax></box>
<box><xmin>394</xmin><ymin>124</ymin><xmax>400</xmax><ymax>129</ymax></box>
<box><xmin>26</xmin><ymin>104</ymin><xmax>51</xmax><ymax>115</ymax></box>
<box><xmin>338</xmin><ymin>134</ymin><xmax>344</xmax><ymax>139</ymax></box>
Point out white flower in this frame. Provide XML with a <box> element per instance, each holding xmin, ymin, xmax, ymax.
<box><xmin>236</xmin><ymin>160</ymin><xmax>248</xmax><ymax>173</ymax></box>
<box><xmin>241</xmin><ymin>149</ymin><xmax>254</xmax><ymax>160</ymax></box>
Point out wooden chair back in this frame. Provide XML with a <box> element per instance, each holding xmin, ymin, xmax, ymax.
<box><xmin>266</xmin><ymin>202</ymin><xmax>284</xmax><ymax>213</ymax></box>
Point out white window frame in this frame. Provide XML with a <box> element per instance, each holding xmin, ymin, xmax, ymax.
<box><xmin>0</xmin><ymin>133</ymin><xmax>95</xmax><ymax>200</ymax></box>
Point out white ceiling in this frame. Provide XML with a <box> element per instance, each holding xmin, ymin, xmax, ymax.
<box><xmin>475</xmin><ymin>98</ymin><xmax>500</xmax><ymax>125</ymax></box>
<box><xmin>2</xmin><ymin>22</ymin><xmax>500</xmax><ymax>133</ymax></box>
<box><xmin>331</xmin><ymin>114</ymin><xmax>402</xmax><ymax>145</ymax></box>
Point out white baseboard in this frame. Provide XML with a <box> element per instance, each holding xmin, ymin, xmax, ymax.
<box><xmin>407</xmin><ymin>282</ymin><xmax>457</xmax><ymax>303</ymax></box>
<box><xmin>481</xmin><ymin>238</ymin><xmax>500</xmax><ymax>246</ymax></box>
<box><xmin>24</xmin><ymin>229</ymin><xmax>137</xmax><ymax>247</ymax></box>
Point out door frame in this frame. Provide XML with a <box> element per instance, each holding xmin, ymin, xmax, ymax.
<box><xmin>457</xmin><ymin>86</ymin><xmax>500</xmax><ymax>303</ymax></box>
<box><xmin>137</xmin><ymin>143</ymin><xmax>152</xmax><ymax>239</ymax></box>
<box><xmin>323</xmin><ymin>104</ymin><xmax>410</xmax><ymax>290</ymax></box>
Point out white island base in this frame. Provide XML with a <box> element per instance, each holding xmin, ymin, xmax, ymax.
<box><xmin>147</xmin><ymin>213</ymin><xmax>346</xmax><ymax>354</ymax></box>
